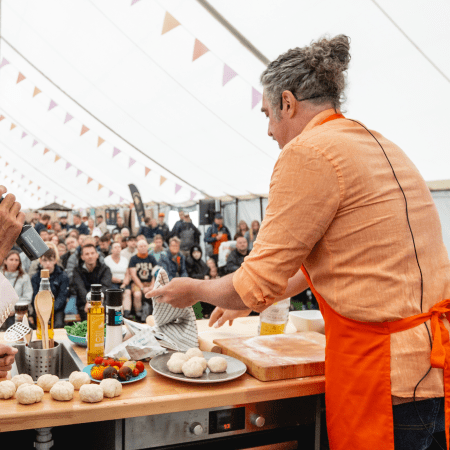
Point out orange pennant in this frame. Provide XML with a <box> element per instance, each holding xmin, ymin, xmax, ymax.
<box><xmin>31</xmin><ymin>193</ymin><xmax>34</xmax><ymax>197</ymax></box>
<box><xmin>17</xmin><ymin>73</ymin><xmax>26</xmax><ymax>84</ymax></box>
<box><xmin>160</xmin><ymin>176</ymin><xmax>167</xmax><ymax>186</ymax></box>
<box><xmin>80</xmin><ymin>125</ymin><xmax>89</xmax><ymax>136</ymax></box>
<box><xmin>43</xmin><ymin>148</ymin><xmax>50</xmax><ymax>155</ymax></box>
<box><xmin>97</xmin><ymin>137</ymin><xmax>105</xmax><ymax>147</ymax></box>
<box><xmin>193</xmin><ymin>39</ymin><xmax>209</xmax><ymax>61</ymax></box>
<box><xmin>71</xmin><ymin>204</ymin><xmax>74</xmax><ymax>209</ymax></box>
<box><xmin>38</xmin><ymin>197</ymin><xmax>40</xmax><ymax>201</ymax></box>
<box><xmin>0</xmin><ymin>115</ymin><xmax>5</xmax><ymax>121</ymax></box>
<box><xmin>29</xmin><ymin>180</ymin><xmax>32</xmax><ymax>185</ymax></box>
<box><xmin>162</xmin><ymin>12</ymin><xmax>180</xmax><ymax>34</ymax></box>
<box><xmin>145</xmin><ymin>167</ymin><xmax>151</xmax><ymax>177</ymax></box>
<box><xmin>87</xmin><ymin>177</ymin><xmax>93</xmax><ymax>184</ymax></box>
<box><xmin>98</xmin><ymin>183</ymin><xmax>103</xmax><ymax>191</ymax></box>
<box><xmin>10</xmin><ymin>123</ymin><xmax>16</xmax><ymax>131</ymax></box>
<box><xmin>62</xmin><ymin>200</ymin><xmax>66</xmax><ymax>205</ymax></box>
<box><xmin>33</xmin><ymin>87</ymin><xmax>41</xmax><ymax>97</ymax></box>
<box><xmin>37</xmin><ymin>186</ymin><xmax>41</xmax><ymax>191</ymax></box>
<box><xmin>54</xmin><ymin>155</ymin><xmax>61</xmax><ymax>162</ymax></box>
<box><xmin>5</xmin><ymin>162</ymin><xmax>8</xmax><ymax>167</ymax></box>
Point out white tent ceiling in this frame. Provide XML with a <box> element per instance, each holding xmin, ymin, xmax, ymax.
<box><xmin>0</xmin><ymin>0</ymin><xmax>449</xmax><ymax>210</ymax></box>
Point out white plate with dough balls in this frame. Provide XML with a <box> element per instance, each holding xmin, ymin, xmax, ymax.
<box><xmin>150</xmin><ymin>351</ymin><xmax>246</xmax><ymax>384</ymax></box>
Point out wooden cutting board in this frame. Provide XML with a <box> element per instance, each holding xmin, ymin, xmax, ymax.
<box><xmin>214</xmin><ymin>332</ymin><xmax>325</xmax><ymax>381</ymax></box>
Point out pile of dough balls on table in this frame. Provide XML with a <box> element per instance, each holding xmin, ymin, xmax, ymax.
<box><xmin>167</xmin><ymin>348</ymin><xmax>228</xmax><ymax>378</ymax></box>
<box><xmin>0</xmin><ymin>371</ymin><xmax>122</xmax><ymax>405</ymax></box>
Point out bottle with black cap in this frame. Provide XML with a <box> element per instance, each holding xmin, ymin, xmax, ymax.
<box><xmin>104</xmin><ymin>289</ymin><xmax>124</xmax><ymax>354</ymax></box>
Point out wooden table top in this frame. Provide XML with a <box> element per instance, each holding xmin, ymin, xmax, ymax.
<box><xmin>0</xmin><ymin>327</ymin><xmax>325</xmax><ymax>432</ymax></box>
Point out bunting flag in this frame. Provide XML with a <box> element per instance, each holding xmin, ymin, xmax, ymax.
<box><xmin>97</xmin><ymin>137</ymin><xmax>105</xmax><ymax>147</ymax></box>
<box><xmin>0</xmin><ymin>115</ymin><xmax>4</xmax><ymax>121</ymax></box>
<box><xmin>175</xmin><ymin>184</ymin><xmax>182</xmax><ymax>194</ymax></box>
<box><xmin>223</xmin><ymin>64</ymin><xmax>238</xmax><ymax>86</ymax></box>
<box><xmin>29</xmin><ymin>181</ymin><xmax>32</xmax><ymax>185</ymax></box>
<box><xmin>17</xmin><ymin>73</ymin><xmax>26</xmax><ymax>84</ymax></box>
<box><xmin>37</xmin><ymin>186</ymin><xmax>41</xmax><ymax>191</ymax></box>
<box><xmin>31</xmin><ymin>193</ymin><xmax>34</xmax><ymax>197</ymax></box>
<box><xmin>21</xmin><ymin>174</ymin><xmax>25</xmax><ymax>180</ymax></box>
<box><xmin>252</xmin><ymin>87</ymin><xmax>262</xmax><ymax>109</ymax></box>
<box><xmin>43</xmin><ymin>148</ymin><xmax>50</xmax><ymax>155</ymax></box>
<box><xmin>65</xmin><ymin>162</ymin><xmax>71</xmax><ymax>170</ymax></box>
<box><xmin>129</xmin><ymin>157</ymin><xmax>136</xmax><ymax>168</ymax></box>
<box><xmin>12</xmin><ymin>168</ymin><xmax>17</xmax><ymax>173</ymax></box>
<box><xmin>193</xmin><ymin>39</ymin><xmax>209</xmax><ymax>61</ymax></box>
<box><xmin>0</xmin><ymin>58</ymin><xmax>9</xmax><ymax>70</ymax></box>
<box><xmin>98</xmin><ymin>184</ymin><xmax>103</xmax><ymax>191</ymax></box>
<box><xmin>162</xmin><ymin>12</ymin><xmax>180</xmax><ymax>35</ymax></box>
<box><xmin>64</xmin><ymin>113</ymin><xmax>73</xmax><ymax>124</ymax></box>
<box><xmin>48</xmin><ymin>100</ymin><xmax>57</xmax><ymax>111</ymax></box>
<box><xmin>10</xmin><ymin>123</ymin><xmax>16</xmax><ymax>131</ymax></box>
<box><xmin>21</xmin><ymin>132</ymin><xmax>27</xmax><ymax>139</ymax></box>
<box><xmin>32</xmin><ymin>139</ymin><xmax>38</xmax><ymax>147</ymax></box>
<box><xmin>38</xmin><ymin>197</ymin><xmax>40</xmax><ymax>201</ymax></box>
<box><xmin>112</xmin><ymin>147</ymin><xmax>121</xmax><ymax>158</ymax></box>
<box><xmin>120</xmin><ymin>197</ymin><xmax>125</xmax><ymax>204</ymax></box>
<box><xmin>87</xmin><ymin>177</ymin><xmax>93</xmax><ymax>184</ymax></box>
<box><xmin>80</xmin><ymin>125</ymin><xmax>89</xmax><ymax>136</ymax></box>
<box><xmin>62</xmin><ymin>200</ymin><xmax>66</xmax><ymax>205</ymax></box>
<box><xmin>5</xmin><ymin>162</ymin><xmax>8</xmax><ymax>167</ymax></box>
<box><xmin>109</xmin><ymin>190</ymin><xmax>113</xmax><ymax>197</ymax></box>
<box><xmin>144</xmin><ymin>167</ymin><xmax>151</xmax><ymax>177</ymax></box>
<box><xmin>33</xmin><ymin>87</ymin><xmax>41</xmax><ymax>97</ymax></box>
<box><xmin>54</xmin><ymin>155</ymin><xmax>61</xmax><ymax>163</ymax></box>
<box><xmin>160</xmin><ymin>176</ymin><xmax>167</xmax><ymax>186</ymax></box>
<box><xmin>76</xmin><ymin>169</ymin><xmax>82</xmax><ymax>177</ymax></box>
<box><xmin>131</xmin><ymin>0</ymin><xmax>142</xmax><ymax>5</ymax></box>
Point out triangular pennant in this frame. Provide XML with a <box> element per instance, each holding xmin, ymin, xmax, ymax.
<box><xmin>160</xmin><ymin>176</ymin><xmax>167</xmax><ymax>186</ymax></box>
<box><xmin>252</xmin><ymin>87</ymin><xmax>262</xmax><ymax>109</ymax></box>
<box><xmin>12</xmin><ymin>168</ymin><xmax>17</xmax><ymax>173</ymax></box>
<box><xmin>71</xmin><ymin>204</ymin><xmax>74</xmax><ymax>209</ymax></box>
<box><xmin>37</xmin><ymin>186</ymin><xmax>41</xmax><ymax>191</ymax></box>
<box><xmin>87</xmin><ymin>177</ymin><xmax>93</xmax><ymax>184</ymax></box>
<box><xmin>48</xmin><ymin>100</ymin><xmax>57</xmax><ymax>111</ymax></box>
<box><xmin>46</xmin><ymin>191</ymin><xmax>49</xmax><ymax>195</ymax></box>
<box><xmin>65</xmin><ymin>162</ymin><xmax>71</xmax><ymax>170</ymax></box>
<box><xmin>129</xmin><ymin>157</ymin><xmax>136</xmax><ymax>168</ymax></box>
<box><xmin>38</xmin><ymin>197</ymin><xmax>40</xmax><ymax>201</ymax></box>
<box><xmin>0</xmin><ymin>58</ymin><xmax>9</xmax><ymax>70</ymax></box>
<box><xmin>162</xmin><ymin>12</ymin><xmax>180</xmax><ymax>35</ymax></box>
<box><xmin>98</xmin><ymin>184</ymin><xmax>103</xmax><ymax>191</ymax></box>
<box><xmin>31</xmin><ymin>193</ymin><xmax>34</xmax><ymax>197</ymax></box>
<box><xmin>54</xmin><ymin>155</ymin><xmax>61</xmax><ymax>163</ymax></box>
<box><xmin>16</xmin><ymin>73</ymin><xmax>26</xmax><ymax>84</ymax></box>
<box><xmin>190</xmin><ymin>191</ymin><xmax>197</xmax><ymax>201</ymax></box>
<box><xmin>64</xmin><ymin>113</ymin><xmax>73</xmax><ymax>124</ymax></box>
<box><xmin>112</xmin><ymin>147</ymin><xmax>121</xmax><ymax>158</ymax></box>
<box><xmin>10</xmin><ymin>123</ymin><xmax>16</xmax><ymax>131</ymax></box>
<box><xmin>5</xmin><ymin>162</ymin><xmax>9</xmax><ymax>167</ymax></box>
<box><xmin>62</xmin><ymin>200</ymin><xmax>66</xmax><ymax>205</ymax></box>
<box><xmin>80</xmin><ymin>125</ymin><xmax>89</xmax><ymax>136</ymax></box>
<box><xmin>109</xmin><ymin>190</ymin><xmax>113</xmax><ymax>197</ymax></box>
<box><xmin>21</xmin><ymin>132</ymin><xmax>27</xmax><ymax>139</ymax></box>
<box><xmin>76</xmin><ymin>169</ymin><xmax>82</xmax><ymax>177</ymax></box>
<box><xmin>145</xmin><ymin>167</ymin><xmax>151</xmax><ymax>177</ymax></box>
<box><xmin>33</xmin><ymin>87</ymin><xmax>41</xmax><ymax>97</ymax></box>
<box><xmin>29</xmin><ymin>180</ymin><xmax>33</xmax><ymax>185</ymax></box>
<box><xmin>131</xmin><ymin>0</ymin><xmax>142</xmax><ymax>4</ymax></box>
<box><xmin>0</xmin><ymin>115</ymin><xmax>4</xmax><ymax>121</ymax></box>
<box><xmin>175</xmin><ymin>184</ymin><xmax>182</xmax><ymax>194</ymax></box>
<box><xmin>193</xmin><ymin>39</ymin><xmax>209</xmax><ymax>61</ymax></box>
<box><xmin>10</xmin><ymin>180</ymin><xmax>14</xmax><ymax>184</ymax></box>
<box><xmin>97</xmin><ymin>137</ymin><xmax>105</xmax><ymax>147</ymax></box>
<box><xmin>43</xmin><ymin>148</ymin><xmax>50</xmax><ymax>155</ymax></box>
<box><xmin>32</xmin><ymin>139</ymin><xmax>38</xmax><ymax>147</ymax></box>
<box><xmin>223</xmin><ymin>64</ymin><xmax>238</xmax><ymax>86</ymax></box>
<box><xmin>120</xmin><ymin>197</ymin><xmax>125</xmax><ymax>203</ymax></box>
<box><xmin>21</xmin><ymin>174</ymin><xmax>25</xmax><ymax>180</ymax></box>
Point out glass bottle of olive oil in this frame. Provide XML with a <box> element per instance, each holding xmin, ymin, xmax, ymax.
<box><xmin>35</xmin><ymin>269</ymin><xmax>55</xmax><ymax>348</ymax></box>
<box><xmin>86</xmin><ymin>285</ymin><xmax>105</xmax><ymax>364</ymax></box>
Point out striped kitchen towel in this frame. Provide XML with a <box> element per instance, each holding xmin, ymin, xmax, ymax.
<box><xmin>151</xmin><ymin>268</ymin><xmax>199</xmax><ymax>351</ymax></box>
<box><xmin>0</xmin><ymin>272</ymin><xmax>19</xmax><ymax>327</ymax></box>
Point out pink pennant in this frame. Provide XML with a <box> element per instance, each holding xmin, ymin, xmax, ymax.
<box><xmin>64</xmin><ymin>113</ymin><xmax>73</xmax><ymax>124</ymax></box>
<box><xmin>190</xmin><ymin>191</ymin><xmax>197</xmax><ymax>201</ymax></box>
<box><xmin>251</xmin><ymin>88</ymin><xmax>262</xmax><ymax>109</ymax></box>
<box><xmin>223</xmin><ymin>64</ymin><xmax>238</xmax><ymax>86</ymax></box>
<box><xmin>0</xmin><ymin>58</ymin><xmax>9</xmax><ymax>70</ymax></box>
<box><xmin>21</xmin><ymin>132</ymin><xmax>27</xmax><ymax>139</ymax></box>
<box><xmin>175</xmin><ymin>184</ymin><xmax>182</xmax><ymax>194</ymax></box>
<box><xmin>129</xmin><ymin>157</ymin><xmax>136</xmax><ymax>168</ymax></box>
<box><xmin>21</xmin><ymin>174</ymin><xmax>25</xmax><ymax>180</ymax></box>
<box><xmin>131</xmin><ymin>0</ymin><xmax>142</xmax><ymax>4</ymax></box>
<box><xmin>120</xmin><ymin>197</ymin><xmax>125</xmax><ymax>203</ymax></box>
<box><xmin>13</xmin><ymin>169</ymin><xmax>17</xmax><ymax>173</ymax></box>
<box><xmin>65</xmin><ymin>162</ymin><xmax>71</xmax><ymax>170</ymax></box>
<box><xmin>32</xmin><ymin>139</ymin><xmax>38</xmax><ymax>147</ymax></box>
<box><xmin>76</xmin><ymin>169</ymin><xmax>82</xmax><ymax>177</ymax></box>
<box><xmin>112</xmin><ymin>147</ymin><xmax>121</xmax><ymax>158</ymax></box>
<box><xmin>49</xmin><ymin>100</ymin><xmax>57</xmax><ymax>111</ymax></box>
<box><xmin>46</xmin><ymin>191</ymin><xmax>49</xmax><ymax>196</ymax></box>
<box><xmin>109</xmin><ymin>191</ymin><xmax>113</xmax><ymax>197</ymax></box>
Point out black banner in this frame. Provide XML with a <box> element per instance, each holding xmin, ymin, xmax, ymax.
<box><xmin>128</xmin><ymin>184</ymin><xmax>146</xmax><ymax>225</ymax></box>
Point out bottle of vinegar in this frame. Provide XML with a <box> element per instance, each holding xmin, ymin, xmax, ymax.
<box><xmin>86</xmin><ymin>285</ymin><xmax>105</xmax><ymax>364</ymax></box>
<box><xmin>35</xmin><ymin>269</ymin><xmax>55</xmax><ymax>348</ymax></box>
<box><xmin>257</xmin><ymin>298</ymin><xmax>291</xmax><ymax>335</ymax></box>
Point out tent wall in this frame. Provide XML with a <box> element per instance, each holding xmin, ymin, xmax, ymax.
<box><xmin>432</xmin><ymin>191</ymin><xmax>450</xmax><ymax>258</ymax></box>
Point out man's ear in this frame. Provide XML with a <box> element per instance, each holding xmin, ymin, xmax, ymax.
<box><xmin>281</xmin><ymin>90</ymin><xmax>297</xmax><ymax>118</ymax></box>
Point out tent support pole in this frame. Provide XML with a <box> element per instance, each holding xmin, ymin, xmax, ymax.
<box><xmin>235</xmin><ymin>198</ymin><xmax>239</xmax><ymax>233</ymax></box>
<box><xmin>260</xmin><ymin>197</ymin><xmax>264</xmax><ymax>223</ymax></box>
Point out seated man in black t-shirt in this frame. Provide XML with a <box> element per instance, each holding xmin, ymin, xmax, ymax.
<box><xmin>128</xmin><ymin>239</ymin><xmax>158</xmax><ymax>322</ymax></box>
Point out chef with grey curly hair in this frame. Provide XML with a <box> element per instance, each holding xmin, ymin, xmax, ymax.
<box><xmin>147</xmin><ymin>35</ymin><xmax>450</xmax><ymax>450</ymax></box>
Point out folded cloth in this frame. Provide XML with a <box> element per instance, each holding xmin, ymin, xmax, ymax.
<box><xmin>0</xmin><ymin>272</ymin><xmax>19</xmax><ymax>327</ymax></box>
<box><xmin>151</xmin><ymin>268</ymin><xmax>199</xmax><ymax>351</ymax></box>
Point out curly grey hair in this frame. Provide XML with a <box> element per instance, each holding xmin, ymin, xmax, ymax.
<box><xmin>260</xmin><ymin>35</ymin><xmax>351</xmax><ymax>119</ymax></box>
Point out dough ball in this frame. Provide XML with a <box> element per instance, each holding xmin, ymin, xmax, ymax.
<box><xmin>167</xmin><ymin>358</ymin><xmax>185</xmax><ymax>374</ymax></box>
<box><xmin>185</xmin><ymin>348</ymin><xmax>203</xmax><ymax>360</ymax></box>
<box><xmin>181</xmin><ymin>359</ymin><xmax>204</xmax><ymax>378</ymax></box>
<box><xmin>11</xmin><ymin>374</ymin><xmax>34</xmax><ymax>390</ymax></box>
<box><xmin>50</xmin><ymin>381</ymin><xmax>74</xmax><ymax>401</ymax></box>
<box><xmin>100</xmin><ymin>379</ymin><xmax>122</xmax><ymax>398</ymax></box>
<box><xmin>16</xmin><ymin>384</ymin><xmax>44</xmax><ymax>405</ymax></box>
<box><xmin>189</xmin><ymin>357</ymin><xmax>207</xmax><ymax>371</ymax></box>
<box><xmin>79</xmin><ymin>384</ymin><xmax>103</xmax><ymax>403</ymax></box>
<box><xmin>169</xmin><ymin>352</ymin><xmax>189</xmax><ymax>363</ymax></box>
<box><xmin>208</xmin><ymin>356</ymin><xmax>228</xmax><ymax>373</ymax></box>
<box><xmin>69</xmin><ymin>371</ymin><xmax>91</xmax><ymax>390</ymax></box>
<box><xmin>37</xmin><ymin>374</ymin><xmax>60</xmax><ymax>392</ymax></box>
<box><xmin>0</xmin><ymin>380</ymin><xmax>16</xmax><ymax>399</ymax></box>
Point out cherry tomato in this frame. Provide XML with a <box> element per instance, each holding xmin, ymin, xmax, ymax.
<box><xmin>94</xmin><ymin>356</ymin><xmax>103</xmax><ymax>365</ymax></box>
<box><xmin>132</xmin><ymin>368</ymin><xmax>140</xmax><ymax>377</ymax></box>
<box><xmin>106</xmin><ymin>358</ymin><xmax>115</xmax><ymax>366</ymax></box>
<box><xmin>114</xmin><ymin>361</ymin><xmax>123</xmax><ymax>368</ymax></box>
<box><xmin>136</xmin><ymin>361</ymin><xmax>145</xmax><ymax>373</ymax></box>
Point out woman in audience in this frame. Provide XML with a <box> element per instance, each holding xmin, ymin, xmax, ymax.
<box><xmin>1</xmin><ymin>250</ymin><xmax>33</xmax><ymax>330</ymax></box>
<box><xmin>234</xmin><ymin>220</ymin><xmax>249</xmax><ymax>239</ymax></box>
<box><xmin>104</xmin><ymin>242</ymin><xmax>129</xmax><ymax>289</ymax></box>
<box><xmin>245</xmin><ymin>220</ymin><xmax>260</xmax><ymax>251</ymax></box>
<box><xmin>51</xmin><ymin>234</ymin><xmax>60</xmax><ymax>247</ymax></box>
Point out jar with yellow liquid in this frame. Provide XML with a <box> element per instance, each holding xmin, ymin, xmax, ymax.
<box><xmin>257</xmin><ymin>298</ymin><xmax>290</xmax><ymax>335</ymax></box>
<box><xmin>86</xmin><ymin>284</ymin><xmax>105</xmax><ymax>364</ymax></box>
<box><xmin>35</xmin><ymin>269</ymin><xmax>55</xmax><ymax>347</ymax></box>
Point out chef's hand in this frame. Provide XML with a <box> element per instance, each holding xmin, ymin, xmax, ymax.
<box><xmin>208</xmin><ymin>307</ymin><xmax>252</xmax><ymax>328</ymax></box>
<box><xmin>145</xmin><ymin>278</ymin><xmax>199</xmax><ymax>308</ymax></box>
<box><xmin>0</xmin><ymin>344</ymin><xmax>18</xmax><ymax>378</ymax></box>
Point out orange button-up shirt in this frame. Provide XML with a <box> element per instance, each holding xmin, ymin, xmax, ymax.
<box><xmin>233</xmin><ymin>109</ymin><xmax>450</xmax><ymax>398</ymax></box>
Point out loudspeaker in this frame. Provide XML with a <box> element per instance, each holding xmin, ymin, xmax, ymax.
<box><xmin>199</xmin><ymin>200</ymin><xmax>216</xmax><ymax>225</ymax></box>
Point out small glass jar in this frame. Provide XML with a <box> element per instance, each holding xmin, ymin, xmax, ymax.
<box><xmin>15</xmin><ymin>302</ymin><xmax>29</xmax><ymax>323</ymax></box>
